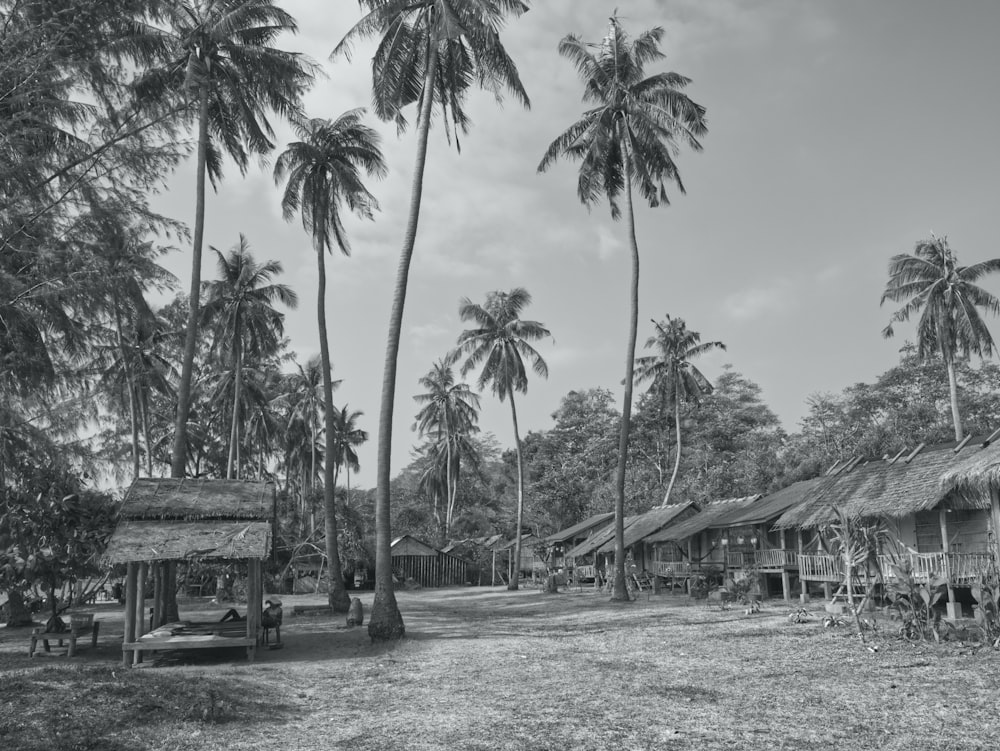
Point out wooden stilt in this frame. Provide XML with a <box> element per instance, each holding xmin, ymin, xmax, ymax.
<box><xmin>779</xmin><ymin>528</ymin><xmax>791</xmax><ymax>602</ymax></box>
<box><xmin>797</xmin><ymin>530</ymin><xmax>808</xmax><ymax>603</ymax></box>
<box><xmin>123</xmin><ymin>562</ymin><xmax>137</xmax><ymax>667</ymax></box>
<box><xmin>152</xmin><ymin>563</ymin><xmax>163</xmax><ymax>629</ymax></box>
<box><xmin>133</xmin><ymin>562</ymin><xmax>147</xmax><ymax>666</ymax></box>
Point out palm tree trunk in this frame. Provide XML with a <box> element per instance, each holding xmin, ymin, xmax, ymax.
<box><xmin>226</xmin><ymin>337</ymin><xmax>242</xmax><ymax>480</ymax></box>
<box><xmin>317</xmin><ymin>245</ymin><xmax>350</xmax><ymax>612</ymax></box>
<box><xmin>611</xmin><ymin>161</ymin><xmax>640</xmax><ymax>602</ymax></box>
<box><xmin>170</xmin><ymin>86</ymin><xmax>210</xmax><ymax>479</ymax></box>
<box><xmin>662</xmin><ymin>382</ymin><xmax>683</xmax><ymax>506</ymax></box>
<box><xmin>509</xmin><ymin>393</ymin><xmax>526</xmax><ymax>592</ymax></box>
<box><xmin>369</xmin><ymin>29</ymin><xmax>440</xmax><ymax>643</ymax></box>
<box><xmin>946</xmin><ymin>358</ymin><xmax>963</xmax><ymax>441</ymax></box>
<box><xmin>140</xmin><ymin>390</ymin><xmax>154</xmax><ymax>477</ymax></box>
<box><xmin>113</xmin><ymin>299</ymin><xmax>140</xmax><ymax>481</ymax></box>
<box><xmin>444</xmin><ymin>417</ymin><xmax>453</xmax><ymax>542</ymax></box>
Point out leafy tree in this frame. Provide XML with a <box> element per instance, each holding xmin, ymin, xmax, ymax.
<box><xmin>200</xmin><ymin>235</ymin><xmax>297</xmax><ymax>479</ymax></box>
<box><xmin>538</xmin><ymin>15</ymin><xmax>706</xmax><ymax>601</ymax></box>
<box><xmin>334</xmin><ymin>0</ymin><xmax>530</xmax><ymax>640</ymax></box>
<box><xmin>455</xmin><ymin>288</ymin><xmax>550</xmax><ymax>591</ymax></box>
<box><xmin>413</xmin><ymin>358</ymin><xmax>481</xmax><ymax>540</ymax></box>
<box><xmin>275</xmin><ymin>109</ymin><xmax>385</xmax><ymax>612</ymax></box>
<box><xmin>634</xmin><ymin>315</ymin><xmax>725</xmax><ymax>505</ymax></box>
<box><xmin>881</xmin><ymin>235</ymin><xmax>1000</xmax><ymax>440</ymax></box>
<box><xmin>132</xmin><ymin>0</ymin><xmax>314</xmax><ymax>479</ymax></box>
<box><xmin>1</xmin><ymin>469</ymin><xmax>115</xmax><ymax>627</ymax></box>
<box><xmin>521</xmin><ymin>389</ymin><xmax>619</xmax><ymax>532</ymax></box>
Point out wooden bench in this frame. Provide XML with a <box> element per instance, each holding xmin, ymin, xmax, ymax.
<box><xmin>29</xmin><ymin>620</ymin><xmax>100</xmax><ymax>657</ymax></box>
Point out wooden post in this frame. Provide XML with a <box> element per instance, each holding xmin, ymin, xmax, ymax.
<box><xmin>797</xmin><ymin>529</ymin><xmax>808</xmax><ymax>603</ymax></box>
<box><xmin>246</xmin><ymin>559</ymin><xmax>260</xmax><ymax>661</ymax></box>
<box><xmin>133</xmin><ymin>561</ymin><xmax>147</xmax><ymax>666</ymax></box>
<box><xmin>122</xmin><ymin>562</ymin><xmax>137</xmax><ymax>667</ymax></box>
<box><xmin>152</xmin><ymin>562</ymin><xmax>163</xmax><ymax>629</ymax></box>
<box><xmin>779</xmin><ymin>528</ymin><xmax>791</xmax><ymax>602</ymax></box>
<box><xmin>939</xmin><ymin>508</ymin><xmax>960</xmax><ymax>619</ymax></box>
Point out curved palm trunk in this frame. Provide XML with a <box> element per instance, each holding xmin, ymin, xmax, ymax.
<box><xmin>611</xmin><ymin>165</ymin><xmax>640</xmax><ymax>602</ymax></box>
<box><xmin>140</xmin><ymin>389</ymin><xmax>154</xmax><ymax>476</ymax></box>
<box><xmin>946</xmin><ymin>358</ymin><xmax>963</xmax><ymax>441</ymax></box>
<box><xmin>370</xmin><ymin>36</ymin><xmax>439</xmax><ymax>642</ymax></box>
<box><xmin>317</xmin><ymin>246</ymin><xmax>350</xmax><ymax>612</ymax></box>
<box><xmin>170</xmin><ymin>87</ymin><xmax>210</xmax><ymax>479</ymax></box>
<box><xmin>226</xmin><ymin>336</ymin><xmax>242</xmax><ymax>479</ymax></box>
<box><xmin>662</xmin><ymin>381</ymin><xmax>683</xmax><ymax>506</ymax></box>
<box><xmin>509</xmin><ymin>393</ymin><xmax>526</xmax><ymax>591</ymax></box>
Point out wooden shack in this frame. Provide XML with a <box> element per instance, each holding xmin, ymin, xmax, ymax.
<box><xmin>103</xmin><ymin>478</ymin><xmax>275</xmax><ymax>665</ymax></box>
<box><xmin>390</xmin><ymin>535</ymin><xmax>469</xmax><ymax>587</ymax></box>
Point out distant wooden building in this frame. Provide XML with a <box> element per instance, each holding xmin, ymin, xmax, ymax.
<box><xmin>103</xmin><ymin>478</ymin><xmax>275</xmax><ymax>664</ymax></box>
<box><xmin>391</xmin><ymin>535</ymin><xmax>469</xmax><ymax>587</ymax></box>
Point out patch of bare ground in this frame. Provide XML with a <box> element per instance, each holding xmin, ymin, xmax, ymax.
<box><xmin>2</xmin><ymin>588</ymin><xmax>1000</xmax><ymax>750</ymax></box>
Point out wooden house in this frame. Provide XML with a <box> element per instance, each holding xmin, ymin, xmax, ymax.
<box><xmin>544</xmin><ymin>512</ymin><xmax>614</xmax><ymax>569</ymax></box>
<box><xmin>645</xmin><ymin>495</ymin><xmax>761</xmax><ymax>581</ymax></box>
<box><xmin>390</xmin><ymin>535</ymin><xmax>470</xmax><ymax>587</ymax></box>
<box><xmin>594</xmin><ymin>503</ymin><xmax>698</xmax><ymax>573</ymax></box>
<box><xmin>103</xmin><ymin>478</ymin><xmax>275</xmax><ymax>665</ymax></box>
<box><xmin>705</xmin><ymin>479</ymin><xmax>824</xmax><ymax>601</ymax></box>
<box><xmin>775</xmin><ymin>435</ymin><xmax>1000</xmax><ymax>618</ymax></box>
<box><xmin>497</xmin><ymin>533</ymin><xmax>549</xmax><ymax>582</ymax></box>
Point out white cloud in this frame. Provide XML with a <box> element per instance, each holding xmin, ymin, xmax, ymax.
<box><xmin>722</xmin><ymin>280</ymin><xmax>795</xmax><ymax>321</ymax></box>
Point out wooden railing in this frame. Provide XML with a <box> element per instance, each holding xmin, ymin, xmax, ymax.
<box><xmin>653</xmin><ymin>560</ymin><xmax>688</xmax><ymax>578</ymax></box>
<box><xmin>726</xmin><ymin>552</ymin><xmax>751</xmax><ymax>569</ymax></box>
<box><xmin>798</xmin><ymin>552</ymin><xmax>994</xmax><ymax>585</ymax></box>
<box><xmin>755</xmin><ymin>549</ymin><xmax>799</xmax><ymax>569</ymax></box>
<box><xmin>798</xmin><ymin>554</ymin><xmax>841</xmax><ymax>582</ymax></box>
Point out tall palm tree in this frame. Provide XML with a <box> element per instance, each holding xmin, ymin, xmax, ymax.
<box><xmin>200</xmin><ymin>235</ymin><xmax>297</xmax><ymax>479</ymax></box>
<box><xmin>275</xmin><ymin>110</ymin><xmax>385</xmax><ymax>612</ymax></box>
<box><xmin>334</xmin><ymin>0</ymin><xmax>530</xmax><ymax>640</ymax></box>
<box><xmin>132</xmin><ymin>0</ymin><xmax>313</xmax><ymax>479</ymax></box>
<box><xmin>279</xmin><ymin>356</ymin><xmax>333</xmax><ymax>512</ymax></box>
<box><xmin>634</xmin><ymin>315</ymin><xmax>725</xmax><ymax>505</ymax></box>
<box><xmin>455</xmin><ymin>288</ymin><xmax>549</xmax><ymax>591</ymax></box>
<box><xmin>413</xmin><ymin>358</ymin><xmax>481</xmax><ymax>540</ymax></box>
<box><xmin>881</xmin><ymin>235</ymin><xmax>1000</xmax><ymax>441</ymax></box>
<box><xmin>537</xmin><ymin>15</ymin><xmax>706</xmax><ymax>601</ymax></box>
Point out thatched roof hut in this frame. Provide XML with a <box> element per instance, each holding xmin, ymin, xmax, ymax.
<box><xmin>718</xmin><ymin>479</ymin><xmax>823</xmax><ymax>528</ymax></box>
<box><xmin>939</xmin><ymin>433</ymin><xmax>1000</xmax><ymax>499</ymax></box>
<box><xmin>563</xmin><ymin>515</ymin><xmax>641</xmax><ymax>560</ymax></box>
<box><xmin>105</xmin><ymin>478</ymin><xmax>275</xmax><ymax>666</ymax></box>
<box><xmin>646</xmin><ymin>495</ymin><xmax>760</xmax><ymax>544</ymax></box>
<box><xmin>595</xmin><ymin>503</ymin><xmax>697</xmax><ymax>554</ymax></box>
<box><xmin>545</xmin><ymin>512</ymin><xmax>614</xmax><ymax>545</ymax></box>
<box><xmin>774</xmin><ymin>438</ymin><xmax>997</xmax><ymax>529</ymax></box>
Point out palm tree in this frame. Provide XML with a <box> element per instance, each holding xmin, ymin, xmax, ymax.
<box><xmin>881</xmin><ymin>235</ymin><xmax>1000</xmax><ymax>441</ymax></box>
<box><xmin>634</xmin><ymin>315</ymin><xmax>725</xmax><ymax>505</ymax></box>
<box><xmin>455</xmin><ymin>288</ymin><xmax>549</xmax><ymax>591</ymax></box>
<box><xmin>537</xmin><ymin>15</ymin><xmax>706</xmax><ymax>601</ymax></box>
<box><xmin>334</xmin><ymin>0</ymin><xmax>530</xmax><ymax>640</ymax></box>
<box><xmin>132</xmin><ymin>0</ymin><xmax>313</xmax><ymax>479</ymax></box>
<box><xmin>275</xmin><ymin>110</ymin><xmax>385</xmax><ymax>612</ymax></box>
<box><xmin>329</xmin><ymin>405</ymin><xmax>368</xmax><ymax>510</ymax></box>
<box><xmin>413</xmin><ymin>358</ymin><xmax>481</xmax><ymax>540</ymax></box>
<box><xmin>278</xmin><ymin>356</ymin><xmax>332</xmax><ymax>518</ymax></box>
<box><xmin>200</xmin><ymin>235</ymin><xmax>297</xmax><ymax>479</ymax></box>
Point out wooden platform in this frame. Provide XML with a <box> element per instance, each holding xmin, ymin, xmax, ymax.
<box><xmin>123</xmin><ymin>621</ymin><xmax>259</xmax><ymax>662</ymax></box>
<box><xmin>29</xmin><ymin>622</ymin><xmax>100</xmax><ymax>657</ymax></box>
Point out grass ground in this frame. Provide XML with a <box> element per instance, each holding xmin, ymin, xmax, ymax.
<box><xmin>2</xmin><ymin>586</ymin><xmax>999</xmax><ymax>750</ymax></box>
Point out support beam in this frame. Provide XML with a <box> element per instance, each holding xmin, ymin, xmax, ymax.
<box><xmin>122</xmin><ymin>562</ymin><xmax>137</xmax><ymax>667</ymax></box>
<box><xmin>797</xmin><ymin>529</ymin><xmax>809</xmax><ymax>603</ymax></box>
<box><xmin>779</xmin><ymin>528</ymin><xmax>791</xmax><ymax>602</ymax></box>
<box><xmin>133</xmin><ymin>562</ymin><xmax>147</xmax><ymax>666</ymax></box>
<box><xmin>940</xmin><ymin>508</ymin><xmax>960</xmax><ymax>620</ymax></box>
<box><xmin>992</xmin><ymin>489</ymin><xmax>1000</xmax><ymax>570</ymax></box>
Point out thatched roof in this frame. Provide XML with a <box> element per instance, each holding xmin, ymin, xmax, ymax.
<box><xmin>645</xmin><ymin>495</ymin><xmax>761</xmax><ymax>543</ymax></box>
<box><xmin>103</xmin><ymin>520</ymin><xmax>270</xmax><ymax>564</ymax></box>
<box><xmin>545</xmin><ymin>512</ymin><xmax>615</xmax><ymax>544</ymax></box>
<box><xmin>563</xmin><ymin>516</ymin><xmax>640</xmax><ymax>559</ymax></box>
<box><xmin>119</xmin><ymin>478</ymin><xmax>274</xmax><ymax>520</ymax></box>
<box><xmin>939</xmin><ymin>434</ymin><xmax>1000</xmax><ymax>499</ymax></box>
<box><xmin>596</xmin><ymin>503</ymin><xmax>696</xmax><ymax>554</ymax></box>
<box><xmin>717</xmin><ymin>479</ymin><xmax>824</xmax><ymax>527</ymax></box>
<box><xmin>775</xmin><ymin>437</ymin><xmax>998</xmax><ymax>529</ymax></box>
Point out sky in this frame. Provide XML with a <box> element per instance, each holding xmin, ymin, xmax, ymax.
<box><xmin>148</xmin><ymin>1</ymin><xmax>1000</xmax><ymax>490</ymax></box>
